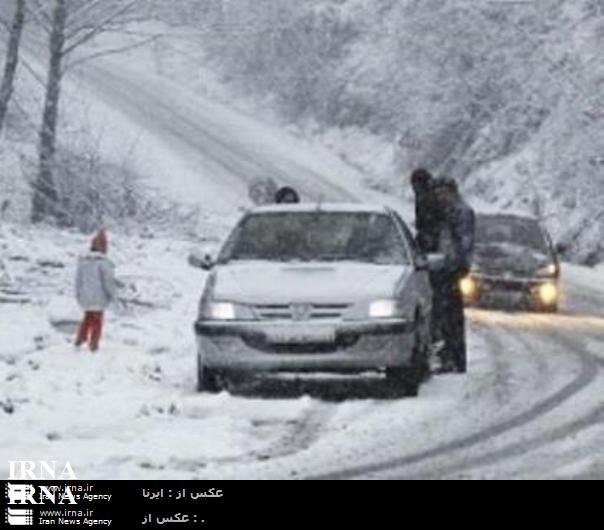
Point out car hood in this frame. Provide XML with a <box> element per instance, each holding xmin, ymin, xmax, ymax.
<box><xmin>212</xmin><ymin>262</ymin><xmax>411</xmax><ymax>304</ymax></box>
<box><xmin>474</xmin><ymin>243</ymin><xmax>551</xmax><ymax>276</ymax></box>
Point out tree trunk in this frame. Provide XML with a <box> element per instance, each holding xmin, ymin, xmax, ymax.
<box><xmin>0</xmin><ymin>0</ymin><xmax>26</xmax><ymax>135</ymax></box>
<box><xmin>32</xmin><ymin>0</ymin><xmax>67</xmax><ymax>224</ymax></box>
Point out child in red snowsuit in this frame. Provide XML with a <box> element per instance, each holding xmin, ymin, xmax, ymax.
<box><xmin>75</xmin><ymin>230</ymin><xmax>116</xmax><ymax>352</ymax></box>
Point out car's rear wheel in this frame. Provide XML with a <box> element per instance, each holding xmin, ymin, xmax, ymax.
<box><xmin>197</xmin><ymin>356</ymin><xmax>224</xmax><ymax>394</ymax></box>
<box><xmin>386</xmin><ymin>365</ymin><xmax>419</xmax><ymax>397</ymax></box>
<box><xmin>386</xmin><ymin>315</ymin><xmax>428</xmax><ymax>397</ymax></box>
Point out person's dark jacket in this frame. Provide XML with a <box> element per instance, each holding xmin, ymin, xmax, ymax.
<box><xmin>415</xmin><ymin>189</ymin><xmax>443</xmax><ymax>254</ymax></box>
<box><xmin>440</xmin><ymin>196</ymin><xmax>476</xmax><ymax>275</ymax></box>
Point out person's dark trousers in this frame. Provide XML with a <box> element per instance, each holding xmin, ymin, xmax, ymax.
<box><xmin>429</xmin><ymin>270</ymin><xmax>444</xmax><ymax>344</ymax></box>
<box><xmin>434</xmin><ymin>270</ymin><xmax>467</xmax><ymax>373</ymax></box>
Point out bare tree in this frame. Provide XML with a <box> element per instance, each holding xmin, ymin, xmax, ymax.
<box><xmin>31</xmin><ymin>0</ymin><xmax>67</xmax><ymax>223</ymax></box>
<box><xmin>0</xmin><ymin>0</ymin><xmax>26</xmax><ymax>136</ymax></box>
<box><xmin>29</xmin><ymin>0</ymin><xmax>141</xmax><ymax>224</ymax></box>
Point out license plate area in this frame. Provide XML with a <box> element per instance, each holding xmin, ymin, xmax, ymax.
<box><xmin>265</xmin><ymin>326</ymin><xmax>336</xmax><ymax>344</ymax></box>
<box><xmin>483</xmin><ymin>289</ymin><xmax>524</xmax><ymax>306</ymax></box>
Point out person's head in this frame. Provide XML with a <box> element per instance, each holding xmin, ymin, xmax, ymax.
<box><xmin>90</xmin><ymin>229</ymin><xmax>108</xmax><ymax>254</ymax></box>
<box><xmin>434</xmin><ymin>177</ymin><xmax>459</xmax><ymax>209</ymax></box>
<box><xmin>248</xmin><ymin>177</ymin><xmax>279</xmax><ymax>206</ymax></box>
<box><xmin>275</xmin><ymin>186</ymin><xmax>300</xmax><ymax>204</ymax></box>
<box><xmin>410</xmin><ymin>168</ymin><xmax>433</xmax><ymax>194</ymax></box>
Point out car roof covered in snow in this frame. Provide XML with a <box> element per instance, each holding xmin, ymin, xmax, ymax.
<box><xmin>250</xmin><ymin>203</ymin><xmax>391</xmax><ymax>215</ymax></box>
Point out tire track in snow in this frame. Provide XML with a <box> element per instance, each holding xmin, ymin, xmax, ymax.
<box><xmin>470</xmin><ymin>315</ymin><xmax>521</xmax><ymax>405</ymax></box>
<box><xmin>401</xmin><ymin>318</ymin><xmax>604</xmax><ymax>479</ymax></box>
<box><xmin>309</xmin><ymin>313</ymin><xmax>598</xmax><ymax>480</ymax></box>
<box><xmin>256</xmin><ymin>403</ymin><xmax>334</xmax><ymax>462</ymax></box>
<box><xmin>396</xmin><ymin>317</ymin><xmax>604</xmax><ymax>479</ymax></box>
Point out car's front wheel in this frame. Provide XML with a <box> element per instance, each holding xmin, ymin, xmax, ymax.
<box><xmin>386</xmin><ymin>365</ymin><xmax>420</xmax><ymax>397</ymax></box>
<box><xmin>386</xmin><ymin>317</ymin><xmax>428</xmax><ymax>397</ymax></box>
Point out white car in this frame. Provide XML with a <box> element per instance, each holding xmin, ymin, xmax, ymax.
<box><xmin>193</xmin><ymin>204</ymin><xmax>434</xmax><ymax>397</ymax></box>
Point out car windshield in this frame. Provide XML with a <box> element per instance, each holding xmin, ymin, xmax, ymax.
<box><xmin>220</xmin><ymin>212</ymin><xmax>410</xmax><ymax>265</ymax></box>
<box><xmin>476</xmin><ymin>215</ymin><xmax>549</xmax><ymax>252</ymax></box>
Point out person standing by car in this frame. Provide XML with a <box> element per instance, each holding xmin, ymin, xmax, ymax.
<box><xmin>410</xmin><ymin>169</ymin><xmax>444</xmax><ymax>348</ymax></box>
<box><xmin>432</xmin><ymin>178</ymin><xmax>476</xmax><ymax>373</ymax></box>
<box><xmin>75</xmin><ymin>230</ymin><xmax>116</xmax><ymax>352</ymax></box>
<box><xmin>410</xmin><ymin>168</ymin><xmax>442</xmax><ymax>253</ymax></box>
<box><xmin>248</xmin><ymin>177</ymin><xmax>278</xmax><ymax>206</ymax></box>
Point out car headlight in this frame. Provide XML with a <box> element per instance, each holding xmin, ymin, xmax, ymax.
<box><xmin>460</xmin><ymin>276</ymin><xmax>478</xmax><ymax>298</ymax></box>
<box><xmin>368</xmin><ymin>300</ymin><xmax>400</xmax><ymax>319</ymax></box>
<box><xmin>202</xmin><ymin>301</ymin><xmax>256</xmax><ymax>321</ymax></box>
<box><xmin>538</xmin><ymin>283</ymin><xmax>558</xmax><ymax>306</ymax></box>
<box><xmin>537</xmin><ymin>263</ymin><xmax>558</xmax><ymax>278</ymax></box>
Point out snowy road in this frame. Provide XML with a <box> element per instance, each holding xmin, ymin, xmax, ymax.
<box><xmin>313</xmin><ymin>309</ymin><xmax>604</xmax><ymax>479</ymax></box>
<box><xmin>2</xmin><ymin>59</ymin><xmax>604</xmax><ymax>480</ymax></box>
<box><xmin>74</xmin><ymin>62</ymin><xmax>376</xmax><ymax>212</ymax></box>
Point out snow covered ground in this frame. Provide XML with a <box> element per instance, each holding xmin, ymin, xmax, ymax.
<box><xmin>1</xmin><ymin>222</ymin><xmax>604</xmax><ymax>480</ymax></box>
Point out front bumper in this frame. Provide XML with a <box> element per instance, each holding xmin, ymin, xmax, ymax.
<box><xmin>462</xmin><ymin>274</ymin><xmax>559</xmax><ymax>309</ymax></box>
<box><xmin>194</xmin><ymin>319</ymin><xmax>415</xmax><ymax>373</ymax></box>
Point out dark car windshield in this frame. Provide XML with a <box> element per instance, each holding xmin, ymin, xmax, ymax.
<box><xmin>476</xmin><ymin>215</ymin><xmax>549</xmax><ymax>252</ymax></box>
<box><xmin>220</xmin><ymin>212</ymin><xmax>410</xmax><ymax>265</ymax></box>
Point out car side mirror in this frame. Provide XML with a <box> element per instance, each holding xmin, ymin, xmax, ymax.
<box><xmin>415</xmin><ymin>254</ymin><xmax>429</xmax><ymax>271</ymax></box>
<box><xmin>188</xmin><ymin>246</ymin><xmax>218</xmax><ymax>271</ymax></box>
<box><xmin>426</xmin><ymin>253</ymin><xmax>445</xmax><ymax>271</ymax></box>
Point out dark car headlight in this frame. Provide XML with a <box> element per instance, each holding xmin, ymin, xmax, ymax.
<box><xmin>537</xmin><ymin>283</ymin><xmax>559</xmax><ymax>305</ymax></box>
<box><xmin>536</xmin><ymin>263</ymin><xmax>558</xmax><ymax>278</ymax></box>
<box><xmin>460</xmin><ymin>276</ymin><xmax>479</xmax><ymax>298</ymax></box>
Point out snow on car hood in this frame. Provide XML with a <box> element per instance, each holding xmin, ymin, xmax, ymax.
<box><xmin>212</xmin><ymin>262</ymin><xmax>411</xmax><ymax>304</ymax></box>
<box><xmin>474</xmin><ymin>243</ymin><xmax>551</xmax><ymax>276</ymax></box>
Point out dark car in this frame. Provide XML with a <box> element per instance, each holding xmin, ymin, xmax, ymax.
<box><xmin>461</xmin><ymin>213</ymin><xmax>561</xmax><ymax>312</ymax></box>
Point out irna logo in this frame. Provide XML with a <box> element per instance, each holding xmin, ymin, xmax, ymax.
<box><xmin>8</xmin><ymin>461</ymin><xmax>77</xmax><ymax>480</ymax></box>
<box><xmin>7</xmin><ymin>483</ymin><xmax>77</xmax><ymax>505</ymax></box>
